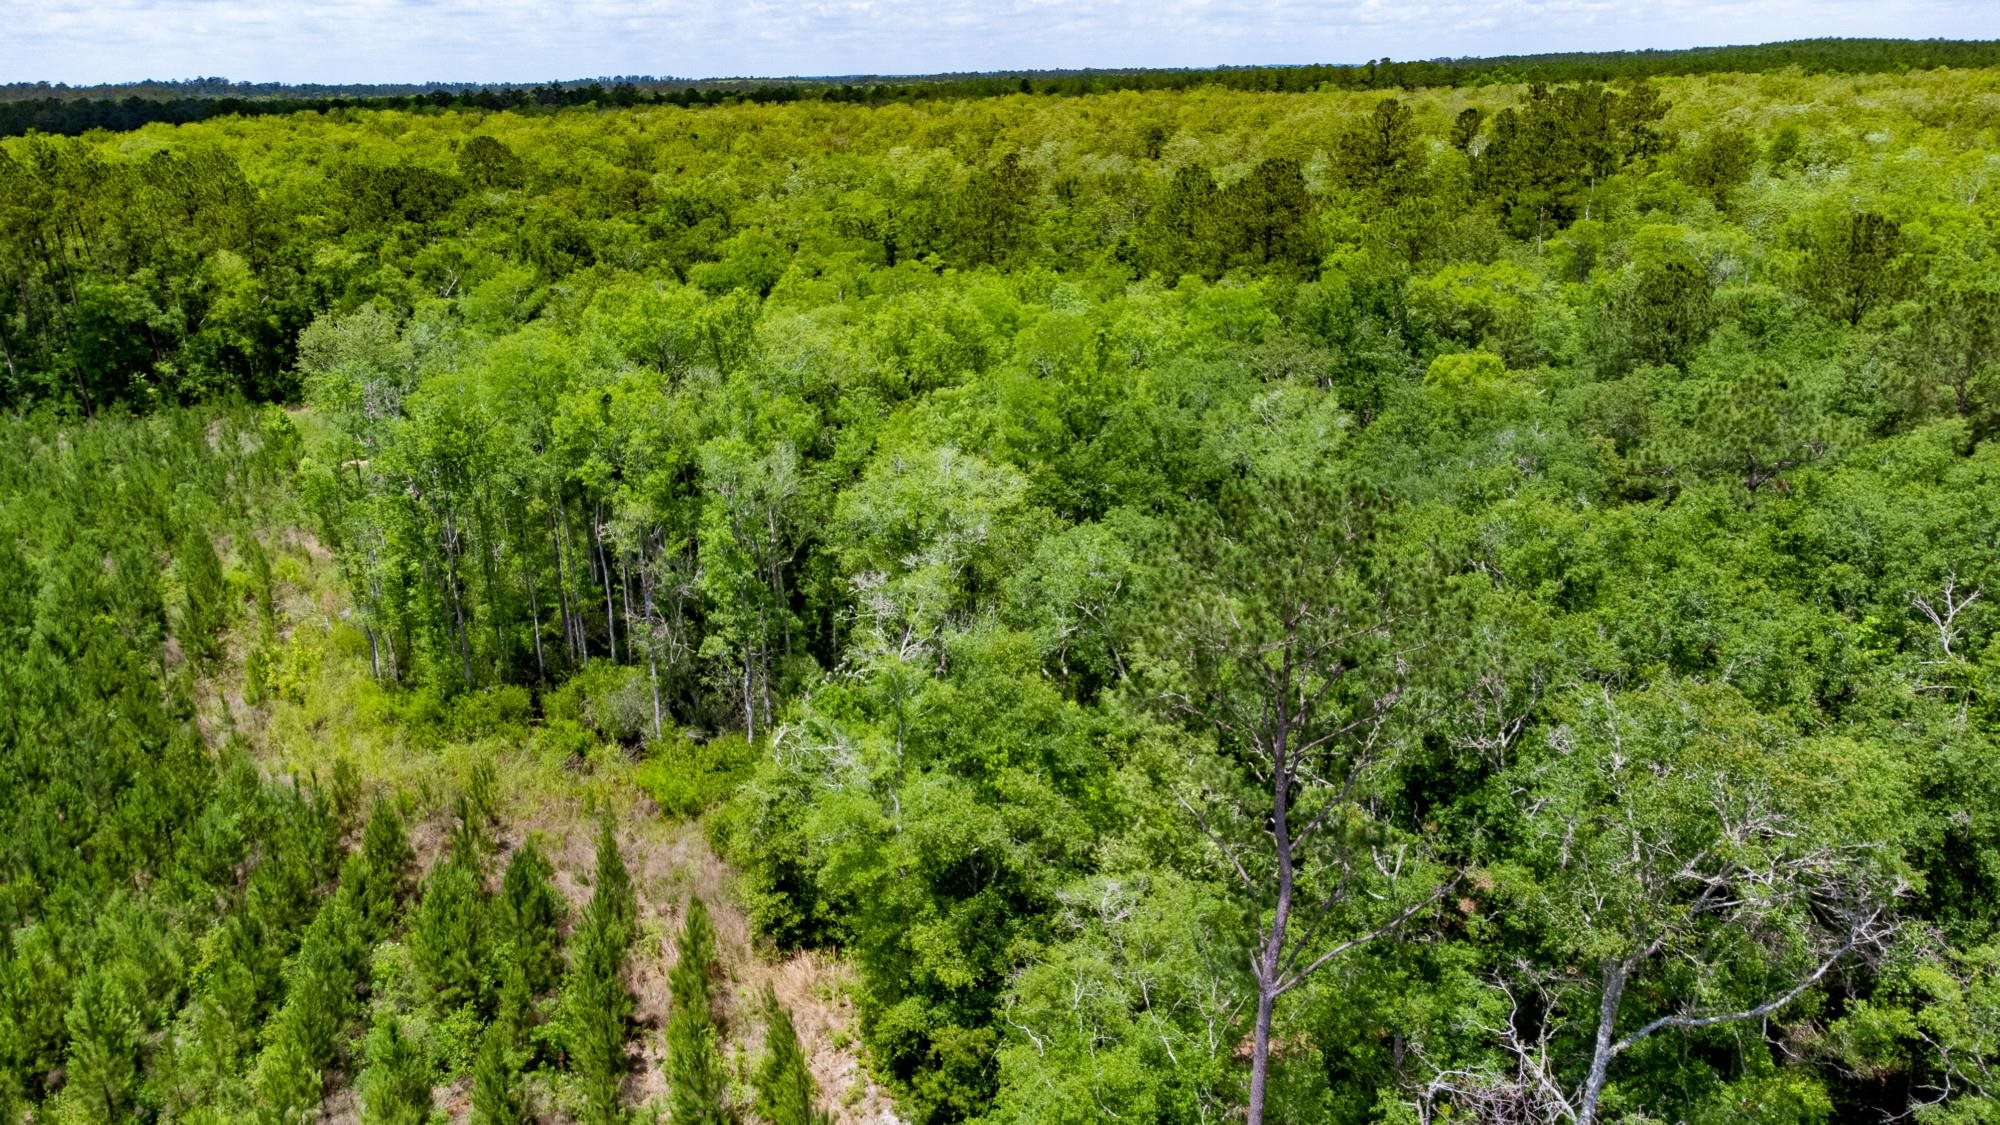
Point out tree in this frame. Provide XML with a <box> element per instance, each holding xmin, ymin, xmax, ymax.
<box><xmin>1334</xmin><ymin>98</ymin><xmax>1423</xmax><ymax>196</ymax></box>
<box><xmin>408</xmin><ymin>842</ymin><xmax>491</xmax><ymax>1011</ymax></box>
<box><xmin>470</xmin><ymin>1023</ymin><xmax>527</xmax><ymax>1125</ymax></box>
<box><xmin>1138</xmin><ymin>162</ymin><xmax>1223</xmax><ymax>280</ymax></box>
<box><xmin>955</xmin><ymin>152</ymin><xmax>1037</xmax><ymax>267</ymax></box>
<box><xmin>1895</xmin><ymin>252</ymin><xmax>2000</xmax><ymax>427</ymax></box>
<box><xmin>350</xmin><ymin>797</ymin><xmax>416</xmax><ymax>940</ymax></box>
<box><xmin>458</xmin><ymin>135</ymin><xmax>527</xmax><ymax>191</ymax></box>
<box><xmin>1416</xmin><ymin>684</ymin><xmax>1905</xmax><ymax>1124</ymax></box>
<box><xmin>1801</xmin><ymin>210</ymin><xmax>1910</xmax><ymax>326</ymax></box>
<box><xmin>1146</xmin><ymin>472</ymin><xmax>1451</xmax><ymax>1124</ymax></box>
<box><xmin>752</xmin><ymin>987</ymin><xmax>825</xmax><ymax>1125</ymax></box>
<box><xmin>562</xmin><ymin>822</ymin><xmax>637</xmax><ymax>1124</ymax></box>
<box><xmin>1220</xmin><ymin>158</ymin><xmax>1315</xmax><ymax>274</ymax></box>
<box><xmin>358</xmin><ymin>1012</ymin><xmax>434</xmax><ymax>1125</ymax></box>
<box><xmin>1676</xmin><ymin>127</ymin><xmax>1758</xmax><ymax>209</ymax></box>
<box><xmin>667</xmin><ymin>897</ymin><xmax>729</xmax><ymax>1125</ymax></box>
<box><xmin>496</xmin><ymin>838</ymin><xmax>567</xmax><ymax>997</ymax></box>
<box><xmin>61</xmin><ymin>967</ymin><xmax>143</xmax><ymax>1121</ymax></box>
<box><xmin>175</xmin><ymin>524</ymin><xmax>228</xmax><ymax>666</ymax></box>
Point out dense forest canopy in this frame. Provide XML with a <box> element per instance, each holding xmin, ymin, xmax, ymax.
<box><xmin>4</xmin><ymin>37</ymin><xmax>1999</xmax><ymax>138</ymax></box>
<box><xmin>4</xmin><ymin>46</ymin><xmax>2000</xmax><ymax>1125</ymax></box>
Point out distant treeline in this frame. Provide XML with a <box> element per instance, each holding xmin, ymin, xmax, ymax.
<box><xmin>5</xmin><ymin>37</ymin><xmax>1999</xmax><ymax>138</ymax></box>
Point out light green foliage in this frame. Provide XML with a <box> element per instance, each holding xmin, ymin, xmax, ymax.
<box><xmin>8</xmin><ymin>60</ymin><xmax>2000</xmax><ymax>1125</ymax></box>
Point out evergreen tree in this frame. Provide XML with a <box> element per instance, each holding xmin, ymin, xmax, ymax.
<box><xmin>61</xmin><ymin>968</ymin><xmax>142</xmax><ymax>1121</ymax></box>
<box><xmin>251</xmin><ymin>895</ymin><xmax>369</xmax><ymax>1119</ymax></box>
<box><xmin>497</xmin><ymin>837</ymin><xmax>567</xmax><ymax>996</ymax></box>
<box><xmin>666</xmin><ymin>898</ymin><xmax>728</xmax><ymax>1125</ymax></box>
<box><xmin>470</xmin><ymin>1022</ymin><xmax>527</xmax><ymax>1125</ymax></box>
<box><xmin>408</xmin><ymin>846</ymin><xmax>490</xmax><ymax>1011</ymax></box>
<box><xmin>562</xmin><ymin>824</ymin><xmax>637</xmax><ymax>1125</ymax></box>
<box><xmin>590</xmin><ymin>818</ymin><xmax>636</xmax><ymax>942</ymax></box>
<box><xmin>752</xmin><ymin>987</ymin><xmax>824</xmax><ymax>1125</ymax></box>
<box><xmin>357</xmin><ymin>1012</ymin><xmax>433</xmax><ymax>1125</ymax></box>
<box><xmin>350</xmin><ymin>797</ymin><xmax>416</xmax><ymax>941</ymax></box>
<box><xmin>175</xmin><ymin>524</ymin><xmax>229</xmax><ymax>665</ymax></box>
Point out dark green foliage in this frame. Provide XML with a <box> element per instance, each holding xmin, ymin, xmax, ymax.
<box><xmin>458</xmin><ymin>135</ymin><xmax>526</xmax><ymax>190</ymax></box>
<box><xmin>666</xmin><ymin>898</ymin><xmax>728</xmax><ymax>1125</ymax></box>
<box><xmin>496</xmin><ymin>838</ymin><xmax>567</xmax><ymax>997</ymax></box>
<box><xmin>1334</xmin><ymin>98</ymin><xmax>1423</xmax><ymax>195</ymax></box>
<box><xmin>175</xmin><ymin>526</ymin><xmax>230</xmax><ymax>665</ymax></box>
<box><xmin>358</xmin><ymin>1012</ymin><xmax>435</xmax><ymax>1125</ymax></box>
<box><xmin>470</xmin><ymin>1023</ymin><xmax>527</xmax><ymax>1125</ymax></box>
<box><xmin>253</xmin><ymin>893</ymin><xmax>371</xmax><ymax>1116</ymax></box>
<box><xmin>753</xmin><ymin>989</ymin><xmax>825</xmax><ymax>1125</ymax></box>
<box><xmin>591</xmin><ymin>819</ymin><xmax>637</xmax><ymax>945</ymax></box>
<box><xmin>1676</xmin><ymin>126</ymin><xmax>1758</xmax><ymax>208</ymax></box>
<box><xmin>408</xmin><ymin>846</ymin><xmax>491</xmax><ymax>1011</ymax></box>
<box><xmin>351</xmin><ymin>799</ymin><xmax>417</xmax><ymax>940</ymax></box>
<box><xmin>561</xmin><ymin>825</ymin><xmax>637</xmax><ymax>1124</ymax></box>
<box><xmin>1802</xmin><ymin>209</ymin><xmax>1911</xmax><ymax>326</ymax></box>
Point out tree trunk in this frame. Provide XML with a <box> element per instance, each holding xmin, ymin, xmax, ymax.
<box><xmin>443</xmin><ymin>508</ymin><xmax>474</xmax><ymax>687</ymax></box>
<box><xmin>1248</xmin><ymin>694</ymin><xmax>1295</xmax><ymax>1125</ymax></box>
<box><xmin>522</xmin><ymin>542</ymin><xmax>545</xmax><ymax>682</ymax></box>
<box><xmin>1578</xmin><ymin>960</ymin><xmax>1630</xmax><ymax>1125</ymax></box>
<box><xmin>594</xmin><ymin>502</ymin><xmax>618</xmax><ymax>664</ymax></box>
<box><xmin>742</xmin><ymin>651</ymin><xmax>756</xmax><ymax>741</ymax></box>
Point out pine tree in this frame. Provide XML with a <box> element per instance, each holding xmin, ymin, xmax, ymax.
<box><xmin>666</xmin><ymin>897</ymin><xmax>728</xmax><ymax>1125</ymax></box>
<box><xmin>357</xmin><ymin>1012</ymin><xmax>433</xmax><ymax>1125</ymax></box>
<box><xmin>470</xmin><ymin>1022</ymin><xmax>527</xmax><ymax>1125</ymax></box>
<box><xmin>752</xmin><ymin>988</ymin><xmax>825</xmax><ymax>1125</ymax></box>
<box><xmin>174</xmin><ymin>524</ymin><xmax>228</xmax><ymax>665</ymax></box>
<box><xmin>408</xmin><ymin>845</ymin><xmax>490</xmax><ymax>1011</ymax></box>
<box><xmin>497</xmin><ymin>837</ymin><xmax>566</xmax><ymax>996</ymax></box>
<box><xmin>61</xmin><ymin>969</ymin><xmax>142</xmax><ymax>1122</ymax></box>
<box><xmin>562</xmin><ymin>822</ymin><xmax>637</xmax><ymax>1125</ymax></box>
<box><xmin>351</xmin><ymin>797</ymin><xmax>415</xmax><ymax>940</ymax></box>
<box><xmin>590</xmin><ymin>817</ymin><xmax>636</xmax><ymax>941</ymax></box>
<box><xmin>250</xmin><ymin>895</ymin><xmax>369</xmax><ymax>1118</ymax></box>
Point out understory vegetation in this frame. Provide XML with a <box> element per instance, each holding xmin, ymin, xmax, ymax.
<box><xmin>5</xmin><ymin>54</ymin><xmax>2000</xmax><ymax>1124</ymax></box>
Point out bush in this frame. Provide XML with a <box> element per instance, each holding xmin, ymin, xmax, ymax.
<box><xmin>631</xmin><ymin>731</ymin><xmax>754</xmax><ymax>818</ymax></box>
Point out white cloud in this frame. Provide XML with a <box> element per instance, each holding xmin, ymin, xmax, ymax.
<box><xmin>0</xmin><ymin>0</ymin><xmax>1993</xmax><ymax>84</ymax></box>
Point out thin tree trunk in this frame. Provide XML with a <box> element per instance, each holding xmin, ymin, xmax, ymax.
<box><xmin>443</xmin><ymin>508</ymin><xmax>474</xmax><ymax>687</ymax></box>
<box><xmin>555</xmin><ymin>498</ymin><xmax>586</xmax><ymax>660</ymax></box>
<box><xmin>1247</xmin><ymin>674</ymin><xmax>1295</xmax><ymax>1125</ymax></box>
<box><xmin>594</xmin><ymin>501</ymin><xmax>617</xmax><ymax>663</ymax></box>
<box><xmin>521</xmin><ymin>524</ymin><xmax>545</xmax><ymax>682</ymax></box>
<box><xmin>1578</xmin><ymin>960</ymin><xmax>1630</xmax><ymax>1125</ymax></box>
<box><xmin>643</xmin><ymin>555</ymin><xmax>663</xmax><ymax>740</ymax></box>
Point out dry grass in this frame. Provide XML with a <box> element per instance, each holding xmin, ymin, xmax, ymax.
<box><xmin>234</xmin><ymin>529</ymin><xmax>899</xmax><ymax>1123</ymax></box>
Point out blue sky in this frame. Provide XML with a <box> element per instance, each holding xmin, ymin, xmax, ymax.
<box><xmin>4</xmin><ymin>0</ymin><xmax>1996</xmax><ymax>85</ymax></box>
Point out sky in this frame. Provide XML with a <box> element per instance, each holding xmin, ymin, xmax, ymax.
<box><xmin>3</xmin><ymin>0</ymin><xmax>1997</xmax><ymax>86</ymax></box>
